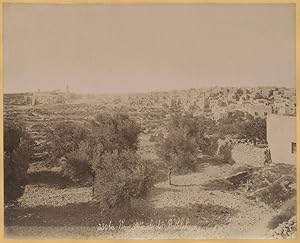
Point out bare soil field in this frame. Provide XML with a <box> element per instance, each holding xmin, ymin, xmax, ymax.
<box><xmin>5</xmin><ymin>158</ymin><xmax>282</xmax><ymax>239</ymax></box>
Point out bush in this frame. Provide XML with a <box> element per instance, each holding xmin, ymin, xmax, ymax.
<box><xmin>202</xmin><ymin>137</ymin><xmax>218</xmax><ymax>156</ymax></box>
<box><xmin>4</xmin><ymin>121</ymin><xmax>35</xmax><ymax>204</ymax></box>
<box><xmin>62</xmin><ymin>141</ymin><xmax>93</xmax><ymax>184</ymax></box>
<box><xmin>216</xmin><ymin>141</ymin><xmax>234</xmax><ymax>163</ymax></box>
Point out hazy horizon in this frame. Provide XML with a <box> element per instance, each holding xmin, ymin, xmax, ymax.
<box><xmin>4</xmin><ymin>84</ymin><xmax>295</xmax><ymax>96</ymax></box>
<box><xmin>4</xmin><ymin>4</ymin><xmax>296</xmax><ymax>94</ymax></box>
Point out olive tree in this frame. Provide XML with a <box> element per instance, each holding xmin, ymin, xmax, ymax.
<box><xmin>4</xmin><ymin>121</ymin><xmax>35</xmax><ymax>204</ymax></box>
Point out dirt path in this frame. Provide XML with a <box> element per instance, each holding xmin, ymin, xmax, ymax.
<box><xmin>146</xmin><ymin>164</ymin><xmax>277</xmax><ymax>239</ymax></box>
<box><xmin>5</xmin><ymin>163</ymin><xmax>277</xmax><ymax>239</ymax></box>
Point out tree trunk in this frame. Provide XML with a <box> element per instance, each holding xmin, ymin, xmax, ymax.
<box><xmin>168</xmin><ymin>167</ymin><xmax>172</xmax><ymax>185</ymax></box>
<box><xmin>91</xmin><ymin>170</ymin><xmax>96</xmax><ymax>198</ymax></box>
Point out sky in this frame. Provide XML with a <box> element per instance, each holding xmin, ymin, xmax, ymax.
<box><xmin>3</xmin><ymin>4</ymin><xmax>296</xmax><ymax>94</ymax></box>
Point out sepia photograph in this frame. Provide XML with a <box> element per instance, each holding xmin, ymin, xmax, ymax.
<box><xmin>2</xmin><ymin>2</ymin><xmax>297</xmax><ymax>240</ymax></box>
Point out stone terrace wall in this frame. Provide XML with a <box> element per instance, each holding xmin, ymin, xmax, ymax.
<box><xmin>231</xmin><ymin>143</ymin><xmax>267</xmax><ymax>167</ymax></box>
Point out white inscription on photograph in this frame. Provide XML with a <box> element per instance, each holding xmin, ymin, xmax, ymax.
<box><xmin>3</xmin><ymin>3</ymin><xmax>296</xmax><ymax>240</ymax></box>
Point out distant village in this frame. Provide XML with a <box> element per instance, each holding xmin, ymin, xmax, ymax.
<box><xmin>4</xmin><ymin>85</ymin><xmax>296</xmax><ymax>120</ymax></box>
<box><xmin>5</xmin><ymin>85</ymin><xmax>296</xmax><ymax>166</ymax></box>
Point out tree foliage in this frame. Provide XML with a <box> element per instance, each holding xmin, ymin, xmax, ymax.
<box><xmin>214</xmin><ymin>111</ymin><xmax>266</xmax><ymax>143</ymax></box>
<box><xmin>88</xmin><ymin>113</ymin><xmax>141</xmax><ymax>153</ymax></box>
<box><xmin>62</xmin><ymin>141</ymin><xmax>93</xmax><ymax>183</ymax></box>
<box><xmin>216</xmin><ymin>140</ymin><xmax>234</xmax><ymax>163</ymax></box>
<box><xmin>93</xmin><ymin>150</ymin><xmax>153</xmax><ymax>216</ymax></box>
<box><xmin>4</xmin><ymin>121</ymin><xmax>35</xmax><ymax>204</ymax></box>
<box><xmin>89</xmin><ymin>114</ymin><xmax>153</xmax><ymax>217</ymax></box>
<box><xmin>47</xmin><ymin>113</ymin><xmax>153</xmax><ymax>218</ymax></box>
<box><xmin>158</xmin><ymin>113</ymin><xmax>215</xmax><ymax>173</ymax></box>
<box><xmin>158</xmin><ymin>127</ymin><xmax>199</xmax><ymax>172</ymax></box>
<box><xmin>240</xmin><ymin>116</ymin><xmax>267</xmax><ymax>143</ymax></box>
<box><xmin>47</xmin><ymin>121</ymin><xmax>90</xmax><ymax>162</ymax></box>
<box><xmin>214</xmin><ymin>111</ymin><xmax>248</xmax><ymax>138</ymax></box>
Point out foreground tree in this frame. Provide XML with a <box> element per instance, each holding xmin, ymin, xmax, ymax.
<box><xmin>48</xmin><ymin>113</ymin><xmax>153</xmax><ymax>219</ymax></box>
<box><xmin>4</xmin><ymin>121</ymin><xmax>35</xmax><ymax>204</ymax></box>
<box><xmin>89</xmin><ymin>113</ymin><xmax>153</xmax><ymax>219</ymax></box>
<box><xmin>157</xmin><ymin>113</ymin><xmax>215</xmax><ymax>184</ymax></box>
<box><xmin>92</xmin><ymin>150</ymin><xmax>153</xmax><ymax>218</ymax></box>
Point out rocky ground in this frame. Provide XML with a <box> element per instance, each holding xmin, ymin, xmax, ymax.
<box><xmin>5</xmin><ymin>160</ymin><xmax>291</xmax><ymax>240</ymax></box>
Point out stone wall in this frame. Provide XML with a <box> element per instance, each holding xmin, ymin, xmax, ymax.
<box><xmin>216</xmin><ymin>139</ymin><xmax>269</xmax><ymax>167</ymax></box>
<box><xmin>231</xmin><ymin>143</ymin><xmax>268</xmax><ymax>167</ymax></box>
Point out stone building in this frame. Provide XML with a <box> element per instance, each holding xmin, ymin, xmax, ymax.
<box><xmin>267</xmin><ymin>114</ymin><xmax>296</xmax><ymax>164</ymax></box>
<box><xmin>246</xmin><ymin>104</ymin><xmax>272</xmax><ymax>118</ymax></box>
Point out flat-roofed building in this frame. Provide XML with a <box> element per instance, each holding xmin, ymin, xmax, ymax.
<box><xmin>267</xmin><ymin>114</ymin><xmax>296</xmax><ymax>164</ymax></box>
<box><xmin>246</xmin><ymin>104</ymin><xmax>272</xmax><ymax>118</ymax></box>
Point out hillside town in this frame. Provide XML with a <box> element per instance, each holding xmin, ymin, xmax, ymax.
<box><xmin>4</xmin><ymin>85</ymin><xmax>296</xmax><ymax>164</ymax></box>
<box><xmin>5</xmin><ymin>86</ymin><xmax>296</xmax><ymax>117</ymax></box>
<box><xmin>4</xmin><ymin>84</ymin><xmax>297</xmax><ymax>240</ymax></box>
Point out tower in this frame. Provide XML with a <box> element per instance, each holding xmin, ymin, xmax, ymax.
<box><xmin>65</xmin><ymin>81</ymin><xmax>71</xmax><ymax>102</ymax></box>
<box><xmin>65</xmin><ymin>81</ymin><xmax>70</xmax><ymax>94</ymax></box>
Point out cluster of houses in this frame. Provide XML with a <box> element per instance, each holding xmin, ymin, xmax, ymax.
<box><xmin>25</xmin><ymin>84</ymin><xmax>71</xmax><ymax>106</ymax></box>
<box><xmin>4</xmin><ymin>84</ymin><xmax>72</xmax><ymax>106</ymax></box>
<box><xmin>199</xmin><ymin>87</ymin><xmax>295</xmax><ymax>120</ymax></box>
<box><xmin>4</xmin><ymin>85</ymin><xmax>296</xmax><ymax>166</ymax></box>
<box><xmin>116</xmin><ymin>86</ymin><xmax>296</xmax><ymax>120</ymax></box>
<box><xmin>6</xmin><ymin>86</ymin><xmax>295</xmax><ymax>121</ymax></box>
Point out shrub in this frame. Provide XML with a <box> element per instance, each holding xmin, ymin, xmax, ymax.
<box><xmin>264</xmin><ymin>148</ymin><xmax>272</xmax><ymax>165</ymax></box>
<box><xmin>216</xmin><ymin>141</ymin><xmax>234</xmax><ymax>163</ymax></box>
<box><xmin>4</xmin><ymin>121</ymin><xmax>35</xmax><ymax>204</ymax></box>
<box><xmin>62</xmin><ymin>141</ymin><xmax>93</xmax><ymax>184</ymax></box>
<box><xmin>202</xmin><ymin>137</ymin><xmax>218</xmax><ymax>156</ymax></box>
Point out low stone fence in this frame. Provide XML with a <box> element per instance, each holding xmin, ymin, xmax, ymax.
<box><xmin>216</xmin><ymin>139</ymin><xmax>270</xmax><ymax>167</ymax></box>
<box><xmin>231</xmin><ymin>143</ymin><xmax>268</xmax><ymax>167</ymax></box>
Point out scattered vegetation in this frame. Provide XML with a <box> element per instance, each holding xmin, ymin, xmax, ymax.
<box><xmin>216</xmin><ymin>141</ymin><xmax>234</xmax><ymax>164</ymax></box>
<box><xmin>4</xmin><ymin>121</ymin><xmax>35</xmax><ymax>204</ymax></box>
